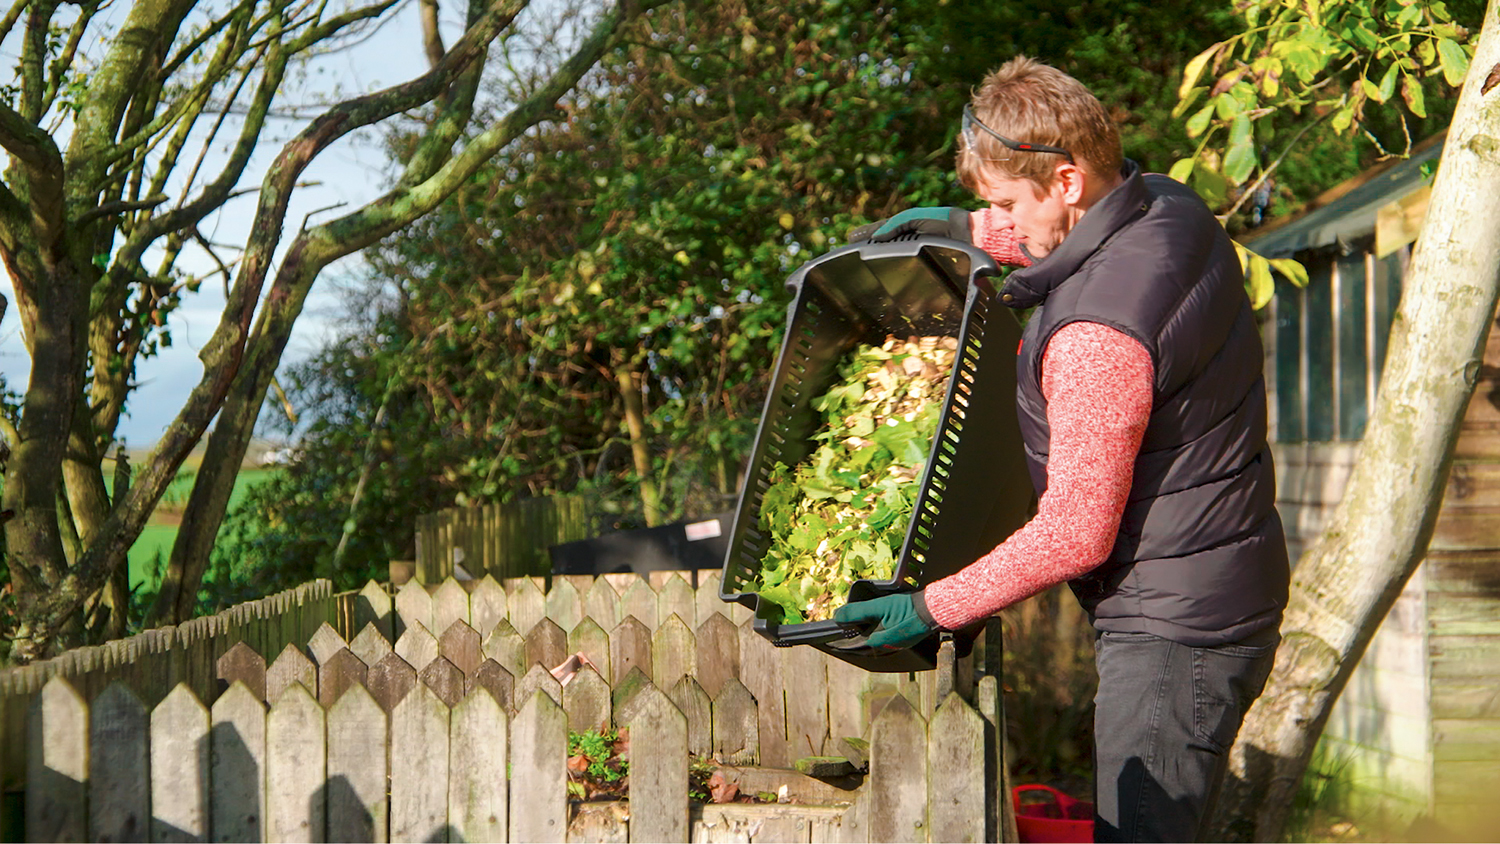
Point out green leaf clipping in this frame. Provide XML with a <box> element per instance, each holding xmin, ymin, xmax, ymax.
<box><xmin>748</xmin><ymin>335</ymin><xmax>955</xmax><ymax>622</ymax></box>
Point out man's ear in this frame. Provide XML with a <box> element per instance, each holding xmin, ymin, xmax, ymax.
<box><xmin>1056</xmin><ymin>162</ymin><xmax>1087</xmax><ymax>204</ymax></box>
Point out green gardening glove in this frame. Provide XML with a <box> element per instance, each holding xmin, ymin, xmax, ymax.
<box><xmin>833</xmin><ymin>591</ymin><xmax>940</xmax><ymax>651</ymax></box>
<box><xmin>848</xmin><ymin>207</ymin><xmax>972</xmax><ymax>244</ymax></box>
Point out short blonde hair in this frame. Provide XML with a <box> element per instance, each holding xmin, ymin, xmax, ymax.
<box><xmin>956</xmin><ymin>56</ymin><xmax>1123</xmax><ymax>192</ymax></box>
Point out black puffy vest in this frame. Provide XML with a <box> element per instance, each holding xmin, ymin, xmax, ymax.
<box><xmin>1000</xmin><ymin>161</ymin><xmax>1288</xmax><ymax>646</ymax></box>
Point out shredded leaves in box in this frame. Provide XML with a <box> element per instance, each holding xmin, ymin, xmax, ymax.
<box><xmin>749</xmin><ymin>334</ymin><xmax>957</xmax><ymax>622</ymax></box>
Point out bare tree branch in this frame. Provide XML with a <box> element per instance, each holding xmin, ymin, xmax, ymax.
<box><xmin>420</xmin><ymin>0</ymin><xmax>444</xmax><ymax>67</ymax></box>
<box><xmin>75</xmin><ymin>194</ymin><xmax>168</xmax><ymax>226</ymax></box>
<box><xmin>40</xmin><ymin>0</ymin><xmax>99</xmax><ymax>115</ymax></box>
<box><xmin>0</xmin><ymin>0</ymin><xmax>30</xmax><ymax>47</ymax></box>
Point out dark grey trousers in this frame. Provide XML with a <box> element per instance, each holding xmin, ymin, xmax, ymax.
<box><xmin>1091</xmin><ymin>628</ymin><xmax>1279</xmax><ymax>843</ymax></box>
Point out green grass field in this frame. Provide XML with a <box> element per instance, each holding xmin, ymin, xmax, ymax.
<box><xmin>126</xmin><ymin>468</ymin><xmax>277</xmax><ymax>591</ymax></box>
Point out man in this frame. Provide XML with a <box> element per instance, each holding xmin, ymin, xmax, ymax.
<box><xmin>834</xmin><ymin>56</ymin><xmax>1289</xmax><ymax>842</ymax></box>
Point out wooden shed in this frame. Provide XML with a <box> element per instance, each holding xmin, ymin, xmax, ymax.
<box><xmin>1245</xmin><ymin>132</ymin><xmax>1500</xmax><ymax>835</ymax></box>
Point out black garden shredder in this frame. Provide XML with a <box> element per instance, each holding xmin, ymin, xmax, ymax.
<box><xmin>720</xmin><ymin>236</ymin><xmax>1033</xmax><ymax>672</ymax></box>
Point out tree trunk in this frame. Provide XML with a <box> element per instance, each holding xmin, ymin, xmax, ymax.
<box><xmin>616</xmin><ymin>365</ymin><xmax>663</xmax><ymax>527</ymax></box>
<box><xmin>2</xmin><ymin>257</ymin><xmax>87</xmax><ymax>662</ymax></box>
<box><xmin>1209</xmin><ymin>7</ymin><xmax>1500</xmax><ymax>840</ymax></box>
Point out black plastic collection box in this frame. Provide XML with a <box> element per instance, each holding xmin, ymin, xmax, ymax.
<box><xmin>720</xmin><ymin>237</ymin><xmax>1033</xmax><ymax>672</ymax></box>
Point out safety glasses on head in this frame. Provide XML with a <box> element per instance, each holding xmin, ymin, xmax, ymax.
<box><xmin>961</xmin><ymin>105</ymin><xmax>1074</xmax><ymax>164</ymax></box>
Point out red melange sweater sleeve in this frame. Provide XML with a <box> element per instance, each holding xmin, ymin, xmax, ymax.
<box><xmin>971</xmin><ymin>208</ymin><xmax>1032</xmax><ymax>267</ymax></box>
<box><xmin>922</xmin><ymin>321</ymin><xmax>1155</xmax><ymax>630</ymax></box>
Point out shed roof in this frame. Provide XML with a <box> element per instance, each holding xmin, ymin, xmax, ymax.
<box><xmin>1240</xmin><ymin>134</ymin><xmax>1445</xmax><ymax>258</ymax></box>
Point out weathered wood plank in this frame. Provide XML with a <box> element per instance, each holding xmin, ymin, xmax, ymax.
<box><xmin>610</xmin><ymin>616</ymin><xmax>653</xmax><ymax>687</ymax></box>
<box><xmin>327</xmin><ymin>684</ymin><xmax>389</xmax><ymax>844</ymax></box>
<box><xmin>620</xmin><ymin>580</ymin><xmax>660</xmax><ymax>631</ymax></box>
<box><xmin>693</xmin><ymin>614</ymin><xmax>740</xmax><ymax>700</ymax></box>
<box><xmin>217</xmin><ymin>641</ymin><xmax>268</xmax><ymax>701</ymax></box>
<box><xmin>869</xmin><ymin>695</ymin><xmax>927</xmax><ymax>843</ymax></box>
<box><xmin>518</xmin><ymin>664</ymin><xmax>564</xmax><ymax>708</ymax></box>
<box><xmin>318</xmin><ymin>648</ymin><xmax>369</xmax><ymax>709</ymax></box>
<box><xmin>545</xmin><ymin>578</ymin><xmax>584</xmax><ymax>633</ymax></box>
<box><xmin>658</xmin><ymin>575</ymin><xmax>696</xmax><ymax>631</ymax></box>
<box><xmin>392</xmin><ymin>684</ymin><xmax>451</xmax><ymax>843</ymax></box>
<box><xmin>825</xmin><ymin>656</ymin><xmax>868</xmax><ymax>754</ymax></box>
<box><xmin>421</xmin><ymin>657</ymin><xmax>468</xmax><ymax>709</ymax></box>
<box><xmin>355</xmin><ymin>580</ymin><xmax>394</xmax><ymax>642</ymax></box>
<box><xmin>694</xmin><ymin>572</ymin><xmax>729</xmax><ymax>624</ymax></box>
<box><xmin>469</xmin><ymin>576</ymin><xmax>508</xmax><ymax>640</ymax></box>
<box><xmin>694</xmin><ymin>804</ymin><xmax>849</xmax><ymax>843</ymax></box>
<box><xmin>602</xmin><ymin>573</ymin><xmax>639</xmax><ymax>598</ymax></box>
<box><xmin>210</xmin><ymin>682</ymin><xmax>267</xmax><ymax>844</ymax></box>
<box><xmin>28</xmin><ymin>676</ymin><xmax>89</xmax><ymax>843</ymax></box>
<box><xmin>308</xmin><ymin>623</ymin><xmax>349</xmax><ymax>667</ymax></box>
<box><xmin>525</xmin><ymin>618</ymin><xmax>569</xmax><ymax>675</ymax></box>
<box><xmin>396</xmin><ymin>623</ymin><xmax>441</xmax><ymax>672</ymax></box>
<box><xmin>711</xmin><ymin>678</ymin><xmax>759</xmax><ymax>767</ymax></box>
<box><xmin>667</xmin><ymin>675</ymin><xmax>713</xmax><ymax>760</ymax></box>
<box><xmin>349</xmin><ymin>622</ymin><xmax>395</xmax><ymax>669</ymax></box>
<box><xmin>978</xmin><ymin>664</ymin><xmax>1017</xmax><ymax>844</ymax></box>
<box><xmin>648</xmin><ymin>617</ymin><xmax>695</xmax><ymax>696</ymax></box>
<box><xmin>469</xmin><ymin>660</ymin><xmax>517</xmax><ymax>713</ymax></box>
<box><xmin>1430</xmin><ymin>680</ymin><xmax>1500</xmax><ymax>719</ymax></box>
<box><xmin>567</xmin><ymin>617</ymin><xmax>613</xmax><ymax>687</ymax></box>
<box><xmin>434</xmin><ymin>579</ymin><xmax>472</xmax><ymax>638</ymax></box>
<box><xmin>266</xmin><ymin>643</ymin><xmax>317</xmax><ymax>705</ymax></box>
<box><xmin>563</xmin><ymin>664</ymin><xmax>612</xmax><ymax>735</ymax></box>
<box><xmin>484</xmin><ymin>618</ymin><xmax>527</xmax><ymax>679</ymax></box>
<box><xmin>739</xmin><ymin>618</ymin><xmax>788</xmax><ymax>769</ymax></box>
<box><xmin>151</xmin><ymin>683</ymin><xmax>211</xmax><ymax>843</ymax></box>
<box><xmin>610</xmin><ymin>668</ymin><xmax>656</xmax><ymax>731</ymax></box>
<box><xmin>582</xmin><ymin>578</ymin><xmax>622</xmax><ymax>632</ymax></box>
<box><xmin>90</xmin><ymin>683</ymin><xmax>151</xmax><ymax>844</ymax></box>
<box><xmin>569</xmin><ymin>802</ymin><xmax>629</xmax><ymax>843</ymax></box>
<box><xmin>266</xmin><ymin>682</ymin><xmax>326</xmax><ymax>843</ymax></box>
<box><xmin>439</xmin><ymin>620</ymin><xmax>484</xmax><ymax>678</ymax></box>
<box><xmin>627</xmin><ymin>685</ymin><xmax>688</xmax><ymax>843</ymax></box>
<box><xmin>835</xmin><ymin>790</ymin><xmax>870</xmax><ymax>844</ymax></box>
<box><xmin>396</xmin><ymin>580</ymin><xmax>435</xmax><ymax>638</ymax></box>
<box><xmin>928</xmin><ymin>694</ymin><xmax>985</xmax><ymax>843</ymax></box>
<box><xmin>510</xmin><ymin>691</ymin><xmax>568</xmax><ymax>843</ymax></box>
<box><xmin>368</xmin><ymin>652</ymin><xmax>418</xmax><ymax>714</ymax></box>
<box><xmin>1434</xmin><ymin>718</ymin><xmax>1500</xmax><ymax>761</ymax></box>
<box><xmin>1429</xmin><ymin>594</ymin><xmax>1500</xmax><ymax>635</ymax></box>
<box><xmin>450</xmin><ymin>689</ymin><xmax>509</xmax><ymax>843</ymax></box>
<box><xmin>782</xmin><ymin>644</ymin><xmax>830</xmax><ymax>757</ymax></box>
<box><xmin>1430</xmin><ymin>635</ymin><xmax>1500</xmax><ymax>678</ymax></box>
<box><xmin>509</xmin><ymin>578</ymin><xmax>547</xmax><ymax>638</ymax></box>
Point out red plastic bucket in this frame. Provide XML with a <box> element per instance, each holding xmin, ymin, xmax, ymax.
<box><xmin>1013</xmin><ymin>784</ymin><xmax>1095</xmax><ymax>843</ymax></box>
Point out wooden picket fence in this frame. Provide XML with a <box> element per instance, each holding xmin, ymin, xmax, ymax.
<box><xmin>0</xmin><ymin>580</ymin><xmax>352</xmax><ymax>805</ymax></box>
<box><xmin>10</xmin><ymin>571</ymin><xmax>1018</xmax><ymax>841</ymax></box>
<box><xmin>413</xmin><ymin>495</ymin><xmax>596</xmax><ymax>584</ymax></box>
<box><xmin>335</xmin><ymin>571</ymin><xmax>978</xmax><ymax>766</ymax></box>
<box><xmin>23</xmin><ymin>597</ymin><xmax>1009</xmax><ymax>843</ymax></box>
